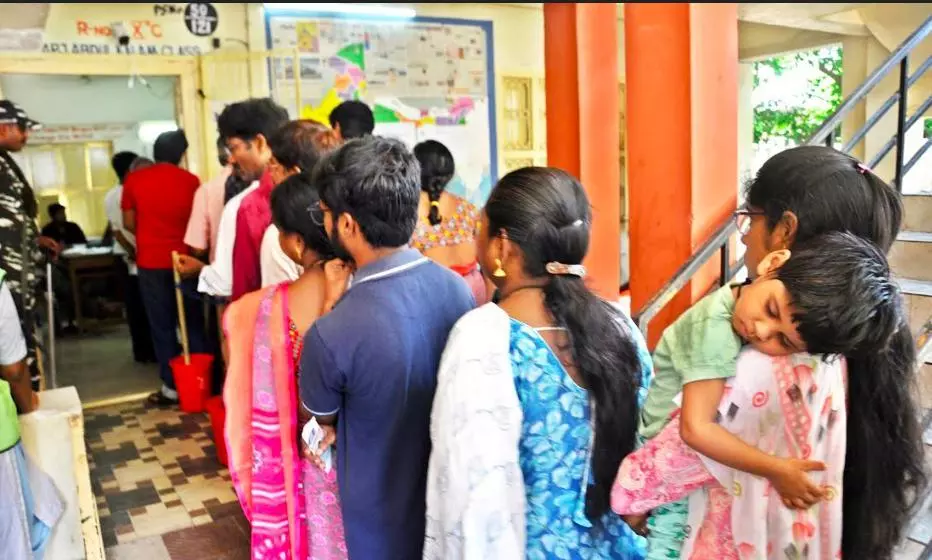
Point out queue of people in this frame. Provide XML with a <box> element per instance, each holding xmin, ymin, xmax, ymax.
<box><xmin>0</xmin><ymin>91</ymin><xmax>926</xmax><ymax>560</ymax></box>
<box><xmin>210</xmin><ymin>105</ymin><xmax>919</xmax><ymax>559</ymax></box>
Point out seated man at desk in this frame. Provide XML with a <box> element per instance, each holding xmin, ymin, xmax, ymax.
<box><xmin>40</xmin><ymin>204</ymin><xmax>87</xmax><ymax>247</ymax></box>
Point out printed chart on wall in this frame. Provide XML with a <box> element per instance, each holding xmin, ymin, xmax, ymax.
<box><xmin>266</xmin><ymin>14</ymin><xmax>497</xmax><ymax>205</ymax></box>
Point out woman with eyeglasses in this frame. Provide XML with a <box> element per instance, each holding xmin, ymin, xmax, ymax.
<box><xmin>611</xmin><ymin>145</ymin><xmax>922</xmax><ymax>559</ymax></box>
<box><xmin>224</xmin><ymin>172</ymin><xmax>351</xmax><ymax>560</ymax></box>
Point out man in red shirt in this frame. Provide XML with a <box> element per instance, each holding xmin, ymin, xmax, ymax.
<box><xmin>122</xmin><ymin>129</ymin><xmax>207</xmax><ymax>405</ymax></box>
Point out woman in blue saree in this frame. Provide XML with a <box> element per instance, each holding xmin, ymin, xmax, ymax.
<box><xmin>425</xmin><ymin>167</ymin><xmax>651</xmax><ymax>559</ymax></box>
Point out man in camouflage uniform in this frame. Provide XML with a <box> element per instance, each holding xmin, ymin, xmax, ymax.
<box><xmin>0</xmin><ymin>100</ymin><xmax>57</xmax><ymax>389</ymax></box>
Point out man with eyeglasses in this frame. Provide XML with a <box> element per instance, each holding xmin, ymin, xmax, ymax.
<box><xmin>0</xmin><ymin>100</ymin><xmax>60</xmax><ymax>390</ymax></box>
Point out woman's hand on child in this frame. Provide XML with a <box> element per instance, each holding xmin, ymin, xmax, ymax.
<box><xmin>771</xmin><ymin>458</ymin><xmax>826</xmax><ymax>509</ymax></box>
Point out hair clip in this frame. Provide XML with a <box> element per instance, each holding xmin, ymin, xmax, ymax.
<box><xmin>572</xmin><ymin>219</ymin><xmax>583</xmax><ymax>227</ymax></box>
<box><xmin>430</xmin><ymin>201</ymin><xmax>441</xmax><ymax>208</ymax></box>
<box><xmin>856</xmin><ymin>162</ymin><xmax>872</xmax><ymax>175</ymax></box>
<box><xmin>546</xmin><ymin>261</ymin><xmax>587</xmax><ymax>278</ymax></box>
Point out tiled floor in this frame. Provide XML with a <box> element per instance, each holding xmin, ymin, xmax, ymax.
<box><xmin>58</xmin><ymin>324</ymin><xmax>160</xmax><ymax>404</ymax></box>
<box><xmin>85</xmin><ymin>400</ymin><xmax>248</xmax><ymax>559</ymax></box>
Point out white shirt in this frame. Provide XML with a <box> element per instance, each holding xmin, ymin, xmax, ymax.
<box><xmin>197</xmin><ymin>181</ymin><xmax>259</xmax><ymax>297</ymax></box>
<box><xmin>0</xmin><ymin>282</ymin><xmax>27</xmax><ymax>366</ymax></box>
<box><xmin>260</xmin><ymin>224</ymin><xmax>302</xmax><ymax>288</ymax></box>
<box><xmin>103</xmin><ymin>184</ymin><xmax>137</xmax><ymax>275</ymax></box>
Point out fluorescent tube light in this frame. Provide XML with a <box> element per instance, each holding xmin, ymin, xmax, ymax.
<box><xmin>263</xmin><ymin>3</ymin><xmax>416</xmax><ymax>19</ymax></box>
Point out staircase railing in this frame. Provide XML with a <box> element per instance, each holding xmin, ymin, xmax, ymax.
<box><xmin>634</xmin><ymin>15</ymin><xmax>932</xmax><ymax>340</ymax></box>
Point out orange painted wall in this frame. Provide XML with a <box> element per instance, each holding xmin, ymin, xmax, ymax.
<box><xmin>625</xmin><ymin>3</ymin><xmax>738</xmax><ymax>346</ymax></box>
<box><xmin>544</xmin><ymin>3</ymin><xmax>620</xmax><ymax>299</ymax></box>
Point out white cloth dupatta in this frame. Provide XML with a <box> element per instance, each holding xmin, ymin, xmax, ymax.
<box><xmin>424</xmin><ymin>303</ymin><xmax>527</xmax><ymax>560</ymax></box>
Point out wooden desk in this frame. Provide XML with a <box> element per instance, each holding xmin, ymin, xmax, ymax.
<box><xmin>60</xmin><ymin>247</ymin><xmax>120</xmax><ymax>333</ymax></box>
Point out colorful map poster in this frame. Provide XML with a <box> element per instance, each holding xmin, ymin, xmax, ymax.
<box><xmin>266</xmin><ymin>13</ymin><xmax>496</xmax><ymax>205</ymax></box>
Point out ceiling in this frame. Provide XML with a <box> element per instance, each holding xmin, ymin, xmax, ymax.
<box><xmin>493</xmin><ymin>3</ymin><xmax>872</xmax><ymax>36</ymax></box>
<box><xmin>737</xmin><ymin>3</ymin><xmax>870</xmax><ymax>36</ymax></box>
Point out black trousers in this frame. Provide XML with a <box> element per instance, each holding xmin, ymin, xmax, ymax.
<box><xmin>206</xmin><ymin>300</ymin><xmax>225</xmax><ymax>395</ymax></box>
<box><xmin>120</xmin><ymin>263</ymin><xmax>156</xmax><ymax>363</ymax></box>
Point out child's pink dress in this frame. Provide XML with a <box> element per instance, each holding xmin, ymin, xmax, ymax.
<box><xmin>612</xmin><ymin>350</ymin><xmax>846</xmax><ymax>559</ymax></box>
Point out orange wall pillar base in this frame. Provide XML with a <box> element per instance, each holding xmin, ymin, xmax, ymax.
<box><xmin>625</xmin><ymin>3</ymin><xmax>739</xmax><ymax>346</ymax></box>
<box><xmin>543</xmin><ymin>2</ymin><xmax>620</xmax><ymax>300</ymax></box>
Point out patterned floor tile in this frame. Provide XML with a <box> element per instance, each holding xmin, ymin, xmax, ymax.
<box><xmin>162</xmin><ymin>517</ymin><xmax>248</xmax><ymax>560</ymax></box>
<box><xmin>84</xmin><ymin>399</ymin><xmax>246</xmax><ymax>557</ymax></box>
<box><xmin>105</xmin><ymin>485</ymin><xmax>163</xmax><ymax>513</ymax></box>
<box><xmin>113</xmin><ymin>458</ymin><xmax>169</xmax><ymax>490</ymax></box>
<box><xmin>130</xmin><ymin>502</ymin><xmax>193</xmax><ymax>538</ymax></box>
<box><xmin>174</xmin><ymin>475</ymin><xmax>238</xmax><ymax>512</ymax></box>
<box><xmin>106</xmin><ymin>535</ymin><xmax>172</xmax><ymax>560</ymax></box>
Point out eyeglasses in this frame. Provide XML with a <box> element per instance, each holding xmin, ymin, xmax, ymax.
<box><xmin>734</xmin><ymin>209</ymin><xmax>766</xmax><ymax>235</ymax></box>
<box><xmin>308</xmin><ymin>200</ymin><xmax>327</xmax><ymax>227</ymax></box>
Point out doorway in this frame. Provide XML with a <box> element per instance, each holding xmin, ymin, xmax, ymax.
<box><xmin>0</xmin><ymin>53</ymin><xmax>202</xmax><ymax>406</ymax></box>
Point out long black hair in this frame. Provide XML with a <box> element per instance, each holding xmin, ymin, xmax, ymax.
<box><xmin>775</xmin><ymin>232</ymin><xmax>925</xmax><ymax>558</ymax></box>
<box><xmin>485</xmin><ymin>166</ymin><xmax>642</xmax><ymax>519</ymax></box>
<box><xmin>749</xmin><ymin>147</ymin><xmax>921</xmax><ymax>557</ymax></box>
<box><xmin>270</xmin><ymin>173</ymin><xmax>336</xmax><ymax>261</ymax></box>
<box><xmin>746</xmin><ymin>145</ymin><xmax>903</xmax><ymax>253</ymax></box>
<box><xmin>413</xmin><ymin>140</ymin><xmax>455</xmax><ymax>226</ymax></box>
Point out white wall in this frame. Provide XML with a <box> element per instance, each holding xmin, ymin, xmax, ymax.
<box><xmin>0</xmin><ymin>74</ymin><xmax>176</xmax><ymax>125</ymax></box>
<box><xmin>0</xmin><ymin>74</ymin><xmax>177</xmax><ymax>156</ymax></box>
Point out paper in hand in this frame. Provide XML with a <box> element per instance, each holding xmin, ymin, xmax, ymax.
<box><xmin>301</xmin><ymin>418</ymin><xmax>333</xmax><ymax>473</ymax></box>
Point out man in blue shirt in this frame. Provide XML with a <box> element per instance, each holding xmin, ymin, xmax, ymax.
<box><xmin>300</xmin><ymin>136</ymin><xmax>475</xmax><ymax>559</ymax></box>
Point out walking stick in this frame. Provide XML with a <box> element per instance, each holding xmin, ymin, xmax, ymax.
<box><xmin>45</xmin><ymin>255</ymin><xmax>57</xmax><ymax>388</ymax></box>
<box><xmin>171</xmin><ymin>251</ymin><xmax>190</xmax><ymax>366</ymax></box>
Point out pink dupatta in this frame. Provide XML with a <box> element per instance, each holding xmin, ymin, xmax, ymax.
<box><xmin>224</xmin><ymin>285</ymin><xmax>346</xmax><ymax>560</ymax></box>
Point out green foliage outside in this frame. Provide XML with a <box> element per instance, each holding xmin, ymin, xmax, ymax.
<box><xmin>753</xmin><ymin>46</ymin><xmax>843</xmax><ymax>144</ymax></box>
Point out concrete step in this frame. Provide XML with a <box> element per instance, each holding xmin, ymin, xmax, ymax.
<box><xmin>890</xmin><ymin>233</ymin><xmax>932</xmax><ymax>282</ymax></box>
<box><xmin>904</xmin><ymin>194</ymin><xmax>932</xmax><ymax>233</ymax></box>
<box><xmin>918</xmin><ymin>361</ymin><xmax>932</xmax><ymax>412</ymax></box>
<box><xmin>901</xmin><ymin>279</ymin><xmax>932</xmax><ymax>337</ymax></box>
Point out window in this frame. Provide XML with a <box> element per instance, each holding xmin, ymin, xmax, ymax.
<box><xmin>19</xmin><ymin>141</ymin><xmax>116</xmax><ymax>235</ymax></box>
<box><xmin>502</xmin><ymin>76</ymin><xmax>533</xmax><ymax>151</ymax></box>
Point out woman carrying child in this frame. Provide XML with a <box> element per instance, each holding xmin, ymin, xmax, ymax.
<box><xmin>612</xmin><ymin>146</ymin><xmax>925</xmax><ymax>559</ymax></box>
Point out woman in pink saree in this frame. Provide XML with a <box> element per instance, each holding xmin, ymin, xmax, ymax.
<box><xmin>224</xmin><ymin>173</ymin><xmax>351</xmax><ymax>560</ymax></box>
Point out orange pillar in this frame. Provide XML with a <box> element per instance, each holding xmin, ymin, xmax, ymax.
<box><xmin>625</xmin><ymin>3</ymin><xmax>738</xmax><ymax>346</ymax></box>
<box><xmin>544</xmin><ymin>3</ymin><xmax>620</xmax><ymax>299</ymax></box>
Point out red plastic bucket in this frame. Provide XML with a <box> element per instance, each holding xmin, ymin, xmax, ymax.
<box><xmin>205</xmin><ymin>396</ymin><xmax>228</xmax><ymax>466</ymax></box>
<box><xmin>170</xmin><ymin>353</ymin><xmax>214</xmax><ymax>413</ymax></box>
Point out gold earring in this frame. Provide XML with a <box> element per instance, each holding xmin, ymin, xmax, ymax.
<box><xmin>493</xmin><ymin>258</ymin><xmax>507</xmax><ymax>278</ymax></box>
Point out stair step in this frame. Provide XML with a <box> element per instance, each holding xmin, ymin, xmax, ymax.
<box><xmin>891</xmin><ymin>237</ymin><xmax>932</xmax><ymax>282</ymax></box>
<box><xmin>917</xmin><ymin>362</ymin><xmax>932</xmax><ymax>411</ymax></box>
<box><xmin>898</xmin><ymin>279</ymin><xmax>932</xmax><ymax>337</ymax></box>
<box><xmin>900</xmin><ymin>278</ymin><xmax>932</xmax><ymax>297</ymax></box>
<box><xmin>904</xmin><ymin>194</ymin><xmax>932</xmax><ymax>233</ymax></box>
<box><xmin>898</xmin><ymin>231</ymin><xmax>932</xmax><ymax>243</ymax></box>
